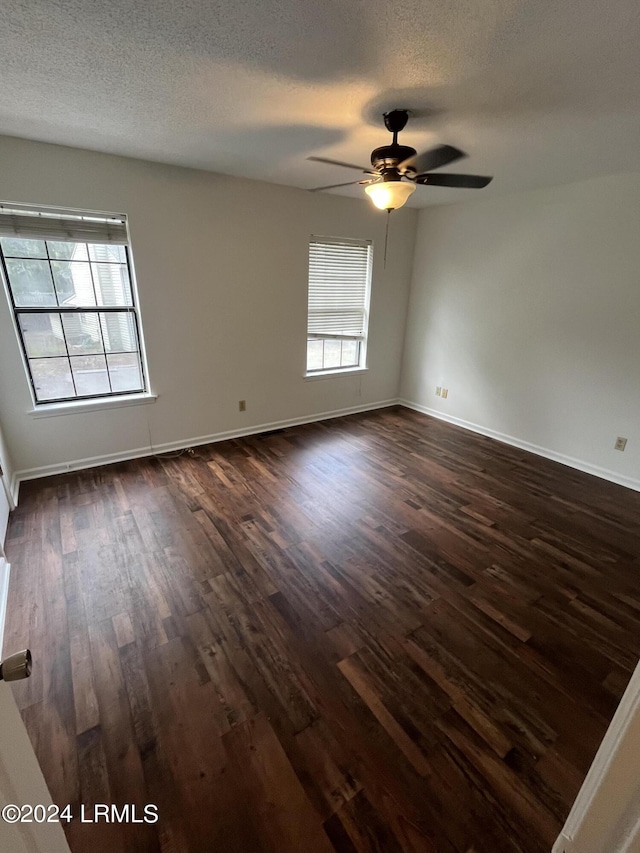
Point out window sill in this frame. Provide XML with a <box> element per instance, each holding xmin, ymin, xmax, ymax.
<box><xmin>304</xmin><ymin>367</ymin><xmax>368</xmax><ymax>381</ymax></box>
<box><xmin>28</xmin><ymin>392</ymin><xmax>158</xmax><ymax>418</ymax></box>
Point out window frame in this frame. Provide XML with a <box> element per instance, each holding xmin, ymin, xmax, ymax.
<box><xmin>0</xmin><ymin>208</ymin><xmax>151</xmax><ymax>409</ymax></box>
<box><xmin>305</xmin><ymin>235</ymin><xmax>373</xmax><ymax>377</ymax></box>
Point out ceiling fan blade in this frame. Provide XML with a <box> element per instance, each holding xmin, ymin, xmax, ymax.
<box><xmin>308</xmin><ymin>180</ymin><xmax>366</xmax><ymax>192</ymax></box>
<box><xmin>307</xmin><ymin>156</ymin><xmax>375</xmax><ymax>174</ymax></box>
<box><xmin>398</xmin><ymin>144</ymin><xmax>466</xmax><ymax>175</ymax></box>
<box><xmin>414</xmin><ymin>173</ymin><xmax>493</xmax><ymax>188</ymax></box>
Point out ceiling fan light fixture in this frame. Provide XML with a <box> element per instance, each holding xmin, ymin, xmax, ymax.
<box><xmin>365</xmin><ymin>180</ymin><xmax>415</xmax><ymax>211</ymax></box>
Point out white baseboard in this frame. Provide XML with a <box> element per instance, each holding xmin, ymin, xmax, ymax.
<box><xmin>399</xmin><ymin>399</ymin><xmax>640</xmax><ymax>494</ymax></box>
<box><xmin>13</xmin><ymin>397</ymin><xmax>638</xmax><ymax>503</ymax></box>
<box><xmin>0</xmin><ymin>558</ymin><xmax>10</xmax><ymax>660</ymax></box>
<box><xmin>9</xmin><ymin>476</ymin><xmax>19</xmax><ymax>508</ymax></box>
<box><xmin>10</xmin><ymin>399</ymin><xmax>400</xmax><ymax>504</ymax></box>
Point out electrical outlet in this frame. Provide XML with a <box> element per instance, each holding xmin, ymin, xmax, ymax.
<box><xmin>441</xmin><ymin>388</ymin><xmax>448</xmax><ymax>399</ymax></box>
<box><xmin>239</xmin><ymin>400</ymin><xmax>246</xmax><ymax>412</ymax></box>
<box><xmin>436</xmin><ymin>386</ymin><xmax>442</xmax><ymax>396</ymax></box>
<box><xmin>614</xmin><ymin>436</ymin><xmax>627</xmax><ymax>451</ymax></box>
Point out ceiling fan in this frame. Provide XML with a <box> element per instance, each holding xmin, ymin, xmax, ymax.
<box><xmin>308</xmin><ymin>109</ymin><xmax>493</xmax><ymax>211</ymax></box>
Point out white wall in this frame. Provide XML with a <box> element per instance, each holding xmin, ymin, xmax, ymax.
<box><xmin>0</xmin><ymin>419</ymin><xmax>14</xmax><ymax>538</ymax></box>
<box><xmin>0</xmin><ymin>683</ymin><xmax>70</xmax><ymax>853</ymax></box>
<box><xmin>0</xmin><ymin>136</ymin><xmax>416</xmax><ymax>482</ymax></box>
<box><xmin>401</xmin><ymin>172</ymin><xmax>640</xmax><ymax>489</ymax></box>
<box><xmin>0</xmin><ymin>420</ymin><xmax>11</xmax><ymax>664</ymax></box>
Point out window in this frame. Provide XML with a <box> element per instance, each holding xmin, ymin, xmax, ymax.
<box><xmin>0</xmin><ymin>205</ymin><xmax>147</xmax><ymax>405</ymax></box>
<box><xmin>306</xmin><ymin>236</ymin><xmax>372</xmax><ymax>374</ymax></box>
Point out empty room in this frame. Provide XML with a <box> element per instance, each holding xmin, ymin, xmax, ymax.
<box><xmin>0</xmin><ymin>1</ymin><xmax>640</xmax><ymax>851</ymax></box>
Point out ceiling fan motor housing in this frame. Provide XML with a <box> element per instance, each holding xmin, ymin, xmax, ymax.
<box><xmin>371</xmin><ymin>144</ymin><xmax>416</xmax><ymax>178</ymax></box>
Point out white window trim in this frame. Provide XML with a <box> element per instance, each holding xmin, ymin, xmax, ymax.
<box><xmin>27</xmin><ymin>391</ymin><xmax>158</xmax><ymax>418</ymax></box>
<box><xmin>303</xmin><ymin>367</ymin><xmax>369</xmax><ymax>381</ymax></box>
<box><xmin>305</xmin><ymin>235</ymin><xmax>373</xmax><ymax>377</ymax></box>
<box><xmin>0</xmin><ymin>201</ymin><xmax>152</xmax><ymax>409</ymax></box>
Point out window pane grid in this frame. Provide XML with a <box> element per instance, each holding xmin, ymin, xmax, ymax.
<box><xmin>1</xmin><ymin>232</ymin><xmax>146</xmax><ymax>404</ymax></box>
<box><xmin>2</xmin><ymin>239</ymin><xmax>133</xmax><ymax>309</ymax></box>
<box><xmin>306</xmin><ymin>337</ymin><xmax>361</xmax><ymax>372</ymax></box>
<box><xmin>15</xmin><ymin>310</ymin><xmax>144</xmax><ymax>401</ymax></box>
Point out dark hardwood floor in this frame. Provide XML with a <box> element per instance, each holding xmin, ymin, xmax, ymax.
<box><xmin>5</xmin><ymin>406</ymin><xmax>640</xmax><ymax>852</ymax></box>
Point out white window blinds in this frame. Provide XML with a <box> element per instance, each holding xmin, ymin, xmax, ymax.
<box><xmin>0</xmin><ymin>204</ymin><xmax>128</xmax><ymax>245</ymax></box>
<box><xmin>307</xmin><ymin>236</ymin><xmax>372</xmax><ymax>339</ymax></box>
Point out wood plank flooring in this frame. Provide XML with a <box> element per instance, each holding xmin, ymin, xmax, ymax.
<box><xmin>5</xmin><ymin>406</ymin><xmax>640</xmax><ymax>852</ymax></box>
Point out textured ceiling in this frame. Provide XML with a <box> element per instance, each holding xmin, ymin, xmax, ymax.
<box><xmin>2</xmin><ymin>0</ymin><xmax>640</xmax><ymax>206</ymax></box>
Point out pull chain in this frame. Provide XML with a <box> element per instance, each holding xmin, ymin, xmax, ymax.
<box><xmin>384</xmin><ymin>209</ymin><xmax>391</xmax><ymax>268</ymax></box>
